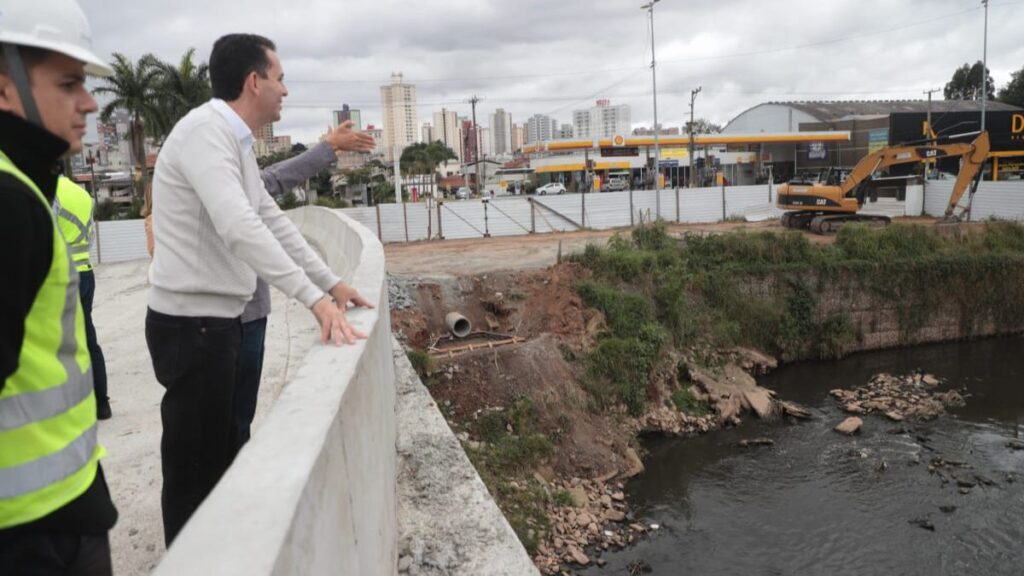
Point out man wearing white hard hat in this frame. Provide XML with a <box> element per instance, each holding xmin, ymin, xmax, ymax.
<box><xmin>0</xmin><ymin>1</ymin><xmax>118</xmax><ymax>574</ymax></box>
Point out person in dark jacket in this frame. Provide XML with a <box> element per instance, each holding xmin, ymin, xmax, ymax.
<box><xmin>0</xmin><ymin>1</ymin><xmax>118</xmax><ymax>574</ymax></box>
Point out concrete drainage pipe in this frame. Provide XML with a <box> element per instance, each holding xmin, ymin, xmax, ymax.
<box><xmin>445</xmin><ymin>312</ymin><xmax>472</xmax><ymax>338</ymax></box>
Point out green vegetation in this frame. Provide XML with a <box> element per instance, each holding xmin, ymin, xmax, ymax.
<box><xmin>314</xmin><ymin>195</ymin><xmax>349</xmax><ymax>209</ymax></box>
<box><xmin>671</xmin><ymin>388</ymin><xmax>710</xmax><ymax>416</ymax></box>
<box><xmin>551</xmin><ymin>489</ymin><xmax>575</xmax><ymax>507</ymax></box>
<box><xmin>94</xmin><ymin>197</ymin><xmax>145</xmax><ymax>222</ymax></box>
<box><xmin>463</xmin><ymin>398</ymin><xmax>555</xmax><ymax>554</ymax></box>
<box><xmin>277</xmin><ymin>191</ymin><xmax>300</xmax><ymax>210</ymax></box>
<box><xmin>406</xmin><ymin>349</ymin><xmax>437</xmax><ymax>387</ymax></box>
<box><xmin>571</xmin><ymin>221</ymin><xmax>1024</xmax><ymax>416</ymax></box>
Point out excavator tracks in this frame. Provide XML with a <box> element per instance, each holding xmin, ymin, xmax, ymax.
<box><xmin>781</xmin><ymin>211</ymin><xmax>891</xmax><ymax>234</ymax></box>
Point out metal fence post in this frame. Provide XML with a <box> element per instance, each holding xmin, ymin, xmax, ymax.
<box><xmin>581</xmin><ymin>191</ymin><xmax>586</xmax><ymax>228</ymax></box>
<box><xmin>483</xmin><ymin>200</ymin><xmax>491</xmax><ymax>237</ymax></box>
<box><xmin>375</xmin><ymin>204</ymin><xmax>382</xmax><ymax>239</ymax></box>
<box><xmin>629</xmin><ymin>188</ymin><xmax>635</xmax><ymax>227</ymax></box>
<box><xmin>721</xmin><ymin>180</ymin><xmax>727</xmax><ymax>221</ymax></box>
<box><xmin>922</xmin><ymin>177</ymin><xmax>927</xmax><ymax>216</ymax></box>
<box><xmin>529</xmin><ymin>198</ymin><xmax>536</xmax><ymax>233</ymax></box>
<box><xmin>437</xmin><ymin>201</ymin><xmax>444</xmax><ymax>240</ymax></box>
<box><xmin>94</xmin><ymin>221</ymin><xmax>102</xmax><ymax>264</ymax></box>
<box><xmin>675</xmin><ymin>186</ymin><xmax>680</xmax><ymax>223</ymax></box>
<box><xmin>402</xmin><ymin>202</ymin><xmax>409</xmax><ymax>242</ymax></box>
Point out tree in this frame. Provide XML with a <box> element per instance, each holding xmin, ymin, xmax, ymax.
<box><xmin>342</xmin><ymin>159</ymin><xmax>391</xmax><ymax>204</ymax></box>
<box><xmin>944</xmin><ymin>61</ymin><xmax>995</xmax><ymax>101</ymax></box>
<box><xmin>400</xmin><ymin>141</ymin><xmax>457</xmax><ymax>176</ymax></box>
<box><xmin>398</xmin><ymin>141</ymin><xmax>458</xmax><ymax>199</ymax></box>
<box><xmin>373</xmin><ymin>182</ymin><xmax>400</xmax><ymax>205</ymax></box>
<box><xmin>149</xmin><ymin>48</ymin><xmax>211</xmax><ymax>139</ymax></box>
<box><xmin>688</xmin><ymin>118</ymin><xmax>722</xmax><ymax>134</ymax></box>
<box><xmin>256</xmin><ymin>147</ymin><xmax>302</xmax><ymax>169</ymax></box>
<box><xmin>997</xmin><ymin>65</ymin><xmax>1024</xmax><ymax>108</ymax></box>
<box><xmin>311</xmin><ymin>169</ymin><xmax>333</xmax><ymax>196</ymax></box>
<box><xmin>93</xmin><ymin>53</ymin><xmax>164</xmax><ymax>200</ymax></box>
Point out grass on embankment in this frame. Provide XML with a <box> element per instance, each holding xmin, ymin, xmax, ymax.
<box><xmin>571</xmin><ymin>221</ymin><xmax>1024</xmax><ymax>417</ymax></box>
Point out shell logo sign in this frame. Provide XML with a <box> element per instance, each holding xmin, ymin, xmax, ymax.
<box><xmin>612</xmin><ymin>135</ymin><xmax>626</xmax><ymax>146</ymax></box>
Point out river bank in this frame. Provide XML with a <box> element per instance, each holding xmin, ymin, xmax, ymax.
<box><xmin>579</xmin><ymin>336</ymin><xmax>1024</xmax><ymax>576</ymax></box>
<box><xmin>391</xmin><ymin>221</ymin><xmax>1024</xmax><ymax>574</ymax></box>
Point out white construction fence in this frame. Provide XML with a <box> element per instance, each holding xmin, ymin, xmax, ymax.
<box><xmin>923</xmin><ymin>179</ymin><xmax>1024</xmax><ymax>220</ymax></box>
<box><xmin>88</xmin><ymin>180</ymin><xmax>1024</xmax><ymax>263</ymax></box>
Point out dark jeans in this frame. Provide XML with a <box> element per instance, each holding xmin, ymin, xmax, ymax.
<box><xmin>78</xmin><ymin>270</ymin><xmax>108</xmax><ymax>403</ymax></box>
<box><xmin>0</xmin><ymin>531</ymin><xmax>112</xmax><ymax>576</ymax></box>
<box><xmin>232</xmin><ymin>317</ymin><xmax>268</xmax><ymax>456</ymax></box>
<box><xmin>145</xmin><ymin>308</ymin><xmax>241</xmax><ymax>546</ymax></box>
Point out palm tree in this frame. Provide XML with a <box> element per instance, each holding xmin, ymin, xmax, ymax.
<box><xmin>150</xmin><ymin>48</ymin><xmax>211</xmax><ymax>139</ymax></box>
<box><xmin>400</xmin><ymin>141</ymin><xmax>456</xmax><ymax>175</ymax></box>
<box><xmin>400</xmin><ymin>141</ymin><xmax>457</xmax><ymax>198</ymax></box>
<box><xmin>93</xmin><ymin>53</ymin><xmax>163</xmax><ymax>199</ymax></box>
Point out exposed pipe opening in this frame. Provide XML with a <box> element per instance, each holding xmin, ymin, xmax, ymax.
<box><xmin>445</xmin><ymin>312</ymin><xmax>472</xmax><ymax>338</ymax></box>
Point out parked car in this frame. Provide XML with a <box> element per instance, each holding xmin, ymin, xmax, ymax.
<box><xmin>537</xmin><ymin>182</ymin><xmax>566</xmax><ymax>195</ymax></box>
<box><xmin>455</xmin><ymin>187</ymin><xmax>471</xmax><ymax>200</ymax></box>
<box><xmin>605</xmin><ymin>177</ymin><xmax>628</xmax><ymax>192</ymax></box>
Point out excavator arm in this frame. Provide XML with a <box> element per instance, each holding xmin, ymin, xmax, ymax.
<box><xmin>778</xmin><ymin>132</ymin><xmax>990</xmax><ymax>233</ymax></box>
<box><xmin>838</xmin><ymin>132</ymin><xmax>989</xmax><ymax>203</ymax></box>
<box><xmin>941</xmin><ymin>132</ymin><xmax>990</xmax><ymax>221</ymax></box>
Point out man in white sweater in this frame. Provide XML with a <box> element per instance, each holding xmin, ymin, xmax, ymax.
<box><xmin>146</xmin><ymin>33</ymin><xmax>370</xmax><ymax>545</ymax></box>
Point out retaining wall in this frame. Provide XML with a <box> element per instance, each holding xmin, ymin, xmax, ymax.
<box><xmin>739</xmin><ymin>268</ymin><xmax>1024</xmax><ymax>355</ymax></box>
<box><xmin>153</xmin><ymin>207</ymin><xmax>397</xmax><ymax>575</ymax></box>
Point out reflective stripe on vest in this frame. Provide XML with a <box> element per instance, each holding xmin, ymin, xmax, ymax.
<box><xmin>0</xmin><ymin>150</ymin><xmax>102</xmax><ymax>529</ymax></box>
<box><xmin>54</xmin><ymin>177</ymin><xmax>93</xmax><ymax>272</ymax></box>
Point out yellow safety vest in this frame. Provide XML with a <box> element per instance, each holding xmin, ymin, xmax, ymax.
<box><xmin>54</xmin><ymin>176</ymin><xmax>94</xmax><ymax>273</ymax></box>
<box><xmin>0</xmin><ymin>149</ymin><xmax>103</xmax><ymax>529</ymax></box>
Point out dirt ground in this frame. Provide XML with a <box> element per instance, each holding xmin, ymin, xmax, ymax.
<box><xmin>392</xmin><ymin>263</ymin><xmax>647</xmax><ymax>478</ymax></box>
<box><xmin>385</xmin><ymin>221</ymin><xmax>785</xmax><ymax>276</ymax></box>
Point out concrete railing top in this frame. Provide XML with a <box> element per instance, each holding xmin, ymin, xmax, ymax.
<box><xmin>153</xmin><ymin>207</ymin><xmax>396</xmax><ymax>575</ymax></box>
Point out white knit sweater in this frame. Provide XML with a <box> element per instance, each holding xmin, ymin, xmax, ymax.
<box><xmin>148</xmin><ymin>101</ymin><xmax>339</xmax><ymax>318</ymax></box>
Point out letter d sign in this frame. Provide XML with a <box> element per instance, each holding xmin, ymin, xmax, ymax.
<box><xmin>1013</xmin><ymin>114</ymin><xmax>1024</xmax><ymax>134</ymax></box>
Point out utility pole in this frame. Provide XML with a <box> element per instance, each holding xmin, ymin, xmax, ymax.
<box><xmin>393</xmin><ymin>143</ymin><xmax>402</xmax><ymax>204</ymax></box>
<box><xmin>441</xmin><ymin>107</ymin><xmax>449</xmax><ymax>187</ymax></box>
<box><xmin>923</xmin><ymin>87</ymin><xmax>940</xmax><ymax>179</ymax></box>
<box><xmin>981</xmin><ymin>0</ymin><xmax>989</xmax><ymax>131</ymax></box>
<box><xmin>467</xmin><ymin>95</ymin><xmax>482</xmax><ymax>194</ymax></box>
<box><xmin>641</xmin><ymin>0</ymin><xmax>662</xmax><ymax>213</ymax></box>
<box><xmin>688</xmin><ymin>86</ymin><xmax>701</xmax><ymax>188</ymax></box>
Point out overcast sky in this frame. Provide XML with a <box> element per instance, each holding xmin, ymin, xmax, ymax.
<box><xmin>79</xmin><ymin>0</ymin><xmax>1024</xmax><ymax>145</ymax></box>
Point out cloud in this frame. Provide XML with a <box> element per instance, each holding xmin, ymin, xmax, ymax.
<box><xmin>78</xmin><ymin>0</ymin><xmax>1024</xmax><ymax>145</ymax></box>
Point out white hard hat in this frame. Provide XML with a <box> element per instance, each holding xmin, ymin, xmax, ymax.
<box><xmin>0</xmin><ymin>0</ymin><xmax>113</xmax><ymax>77</ymax></box>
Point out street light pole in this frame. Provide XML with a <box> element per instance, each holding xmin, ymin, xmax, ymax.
<box><xmin>981</xmin><ymin>0</ymin><xmax>989</xmax><ymax>131</ymax></box>
<box><xmin>688</xmin><ymin>86</ymin><xmax>701</xmax><ymax>188</ymax></box>
<box><xmin>642</xmin><ymin>0</ymin><xmax>661</xmax><ymax>215</ymax></box>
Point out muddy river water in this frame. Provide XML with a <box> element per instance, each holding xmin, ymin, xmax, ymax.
<box><xmin>582</xmin><ymin>336</ymin><xmax>1024</xmax><ymax>576</ymax></box>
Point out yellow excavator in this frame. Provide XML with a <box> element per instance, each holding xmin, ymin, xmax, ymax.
<box><xmin>777</xmin><ymin>131</ymin><xmax>990</xmax><ymax>234</ymax></box>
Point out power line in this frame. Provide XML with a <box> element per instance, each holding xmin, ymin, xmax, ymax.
<box><xmin>285</xmin><ymin>65</ymin><xmax>645</xmax><ymax>85</ymax></box>
<box><xmin>283</xmin><ymin>5</ymin><xmax>989</xmax><ymax>86</ymax></box>
<box><xmin>280</xmin><ymin>85</ymin><xmax>949</xmax><ymax>110</ymax></box>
